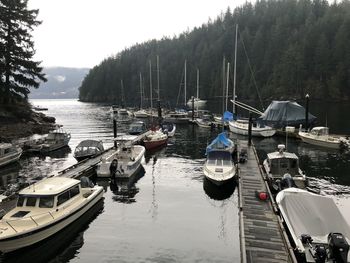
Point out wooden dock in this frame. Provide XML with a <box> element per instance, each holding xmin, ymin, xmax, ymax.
<box><xmin>237</xmin><ymin>140</ymin><xmax>296</xmax><ymax>263</ymax></box>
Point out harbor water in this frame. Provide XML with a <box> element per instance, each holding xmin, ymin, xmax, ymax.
<box><xmin>1</xmin><ymin>99</ymin><xmax>350</xmax><ymax>262</ymax></box>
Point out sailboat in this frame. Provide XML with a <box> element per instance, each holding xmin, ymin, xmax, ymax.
<box><xmin>228</xmin><ymin>24</ymin><xmax>276</xmax><ymax>138</ymax></box>
<box><xmin>134</xmin><ymin>73</ymin><xmax>149</xmax><ymax>118</ymax></box>
<box><xmin>186</xmin><ymin>65</ymin><xmax>207</xmax><ymax>109</ymax></box>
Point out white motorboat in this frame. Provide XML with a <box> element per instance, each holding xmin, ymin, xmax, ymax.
<box><xmin>40</xmin><ymin>129</ymin><xmax>71</xmax><ymax>153</ymax></box>
<box><xmin>96</xmin><ymin>144</ymin><xmax>145</xmax><ymax>178</ymax></box>
<box><xmin>128</xmin><ymin>121</ymin><xmax>147</xmax><ymax>135</ymax></box>
<box><xmin>73</xmin><ymin>140</ymin><xmax>104</xmax><ymax>161</ymax></box>
<box><xmin>133</xmin><ymin>109</ymin><xmax>149</xmax><ymax>118</ymax></box>
<box><xmin>203</xmin><ymin>150</ymin><xmax>236</xmax><ymax>186</ymax></box>
<box><xmin>0</xmin><ymin>143</ymin><xmax>22</xmax><ymax>168</ymax></box>
<box><xmin>276</xmin><ymin>188</ymin><xmax>350</xmax><ymax>262</ymax></box>
<box><xmin>163</xmin><ymin>110</ymin><xmax>189</xmax><ymax>124</ymax></box>
<box><xmin>0</xmin><ymin>176</ymin><xmax>103</xmax><ymax>253</ymax></box>
<box><xmin>263</xmin><ymin>144</ymin><xmax>307</xmax><ymax>192</ymax></box>
<box><xmin>299</xmin><ymin>126</ymin><xmax>349</xmax><ymax>149</ymax></box>
<box><xmin>195</xmin><ymin>114</ymin><xmax>215</xmax><ymax>128</ymax></box>
<box><xmin>162</xmin><ymin>122</ymin><xmax>176</xmax><ymax>137</ymax></box>
<box><xmin>228</xmin><ymin>119</ymin><xmax>276</xmax><ymax>137</ymax></box>
<box><xmin>186</xmin><ymin>98</ymin><xmax>207</xmax><ymax>109</ymax></box>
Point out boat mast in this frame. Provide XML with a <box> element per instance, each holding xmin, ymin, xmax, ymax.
<box><xmin>225</xmin><ymin>62</ymin><xmax>230</xmax><ymax>112</ymax></box>
<box><xmin>149</xmin><ymin>60</ymin><xmax>153</xmax><ymax>115</ymax></box>
<box><xmin>139</xmin><ymin>72</ymin><xmax>143</xmax><ymax>109</ymax></box>
<box><xmin>233</xmin><ymin>24</ymin><xmax>238</xmax><ymax>114</ymax></box>
<box><xmin>196</xmin><ymin>68</ymin><xmax>199</xmax><ymax>111</ymax></box>
<box><xmin>157</xmin><ymin>55</ymin><xmax>160</xmax><ymax>101</ymax></box>
<box><xmin>184</xmin><ymin>60</ymin><xmax>187</xmax><ymax>106</ymax></box>
<box><xmin>120</xmin><ymin>79</ymin><xmax>125</xmax><ymax>108</ymax></box>
<box><xmin>222</xmin><ymin>56</ymin><xmax>226</xmax><ymax>114</ymax></box>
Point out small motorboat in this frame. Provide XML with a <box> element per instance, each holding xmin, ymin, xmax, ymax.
<box><xmin>186</xmin><ymin>97</ymin><xmax>207</xmax><ymax>109</ymax></box>
<box><xmin>163</xmin><ymin>110</ymin><xmax>189</xmax><ymax>124</ymax></box>
<box><xmin>143</xmin><ymin>129</ymin><xmax>168</xmax><ymax>150</ymax></box>
<box><xmin>203</xmin><ymin>150</ymin><xmax>237</xmax><ymax>186</ymax></box>
<box><xmin>263</xmin><ymin>144</ymin><xmax>307</xmax><ymax>192</ymax></box>
<box><xmin>0</xmin><ymin>176</ymin><xmax>103</xmax><ymax>253</ymax></box>
<box><xmin>276</xmin><ymin>188</ymin><xmax>350</xmax><ymax>263</ymax></box>
<box><xmin>195</xmin><ymin>114</ymin><xmax>215</xmax><ymax>128</ymax></box>
<box><xmin>133</xmin><ymin>109</ymin><xmax>149</xmax><ymax>118</ymax></box>
<box><xmin>33</xmin><ymin>106</ymin><xmax>48</xmax><ymax>111</ymax></box>
<box><xmin>0</xmin><ymin>143</ymin><xmax>23</xmax><ymax>168</ymax></box>
<box><xmin>73</xmin><ymin>140</ymin><xmax>104</xmax><ymax>161</ymax></box>
<box><xmin>96</xmin><ymin>144</ymin><xmax>145</xmax><ymax>178</ymax></box>
<box><xmin>26</xmin><ymin>129</ymin><xmax>71</xmax><ymax>153</ymax></box>
<box><xmin>228</xmin><ymin>119</ymin><xmax>276</xmax><ymax>137</ymax></box>
<box><xmin>128</xmin><ymin>121</ymin><xmax>147</xmax><ymax>135</ymax></box>
<box><xmin>162</xmin><ymin>122</ymin><xmax>176</xmax><ymax>137</ymax></box>
<box><xmin>299</xmin><ymin>126</ymin><xmax>349</xmax><ymax>149</ymax></box>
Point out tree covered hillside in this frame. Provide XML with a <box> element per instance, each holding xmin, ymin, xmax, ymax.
<box><xmin>79</xmin><ymin>0</ymin><xmax>350</xmax><ymax>106</ymax></box>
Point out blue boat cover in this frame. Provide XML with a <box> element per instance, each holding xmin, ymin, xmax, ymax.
<box><xmin>222</xmin><ymin>111</ymin><xmax>235</xmax><ymax>121</ymax></box>
<box><xmin>206</xmin><ymin>132</ymin><xmax>233</xmax><ymax>155</ymax></box>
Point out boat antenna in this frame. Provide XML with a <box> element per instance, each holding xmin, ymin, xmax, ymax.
<box><xmin>285</xmin><ymin>105</ymin><xmax>288</xmax><ymax>151</ymax></box>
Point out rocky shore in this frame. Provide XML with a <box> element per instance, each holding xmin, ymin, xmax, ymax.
<box><xmin>0</xmin><ymin>103</ymin><xmax>57</xmax><ymax>142</ymax></box>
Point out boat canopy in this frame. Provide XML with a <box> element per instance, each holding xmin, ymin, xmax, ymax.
<box><xmin>76</xmin><ymin>140</ymin><xmax>104</xmax><ymax>151</ymax></box>
<box><xmin>259</xmin><ymin>101</ymin><xmax>316</xmax><ymax>128</ymax></box>
<box><xmin>222</xmin><ymin>111</ymin><xmax>235</xmax><ymax>122</ymax></box>
<box><xmin>206</xmin><ymin>132</ymin><xmax>233</xmax><ymax>154</ymax></box>
<box><xmin>276</xmin><ymin>189</ymin><xmax>350</xmax><ymax>247</ymax></box>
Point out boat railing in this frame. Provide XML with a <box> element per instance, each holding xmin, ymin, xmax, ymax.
<box><xmin>3</xmin><ymin>210</ymin><xmax>57</xmax><ymax>233</ymax></box>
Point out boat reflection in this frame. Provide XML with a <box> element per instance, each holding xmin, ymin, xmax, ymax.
<box><xmin>203</xmin><ymin>177</ymin><xmax>236</xmax><ymax>201</ymax></box>
<box><xmin>0</xmin><ymin>199</ymin><xmax>104</xmax><ymax>263</ymax></box>
<box><xmin>144</xmin><ymin>145</ymin><xmax>167</xmax><ymax>164</ymax></box>
<box><xmin>109</xmin><ymin>165</ymin><xmax>145</xmax><ymax>204</ymax></box>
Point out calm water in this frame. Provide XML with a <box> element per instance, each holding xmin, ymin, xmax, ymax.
<box><xmin>1</xmin><ymin>99</ymin><xmax>350</xmax><ymax>262</ymax></box>
<box><xmin>1</xmin><ymin>99</ymin><xmax>239</xmax><ymax>262</ymax></box>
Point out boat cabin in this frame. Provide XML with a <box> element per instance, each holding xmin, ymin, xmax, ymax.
<box><xmin>310</xmin><ymin>126</ymin><xmax>329</xmax><ymax>136</ymax></box>
<box><xmin>128</xmin><ymin>121</ymin><xmax>147</xmax><ymax>135</ymax></box>
<box><xmin>7</xmin><ymin>177</ymin><xmax>84</xmax><ymax>218</ymax></box>
<box><xmin>266</xmin><ymin>147</ymin><xmax>299</xmax><ymax>176</ymax></box>
<box><xmin>0</xmin><ymin>143</ymin><xmax>13</xmax><ymax>156</ymax></box>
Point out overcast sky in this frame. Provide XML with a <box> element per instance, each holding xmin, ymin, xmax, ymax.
<box><xmin>28</xmin><ymin>0</ymin><xmax>248</xmax><ymax>68</ymax></box>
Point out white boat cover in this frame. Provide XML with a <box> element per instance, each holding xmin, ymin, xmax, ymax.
<box><xmin>276</xmin><ymin>188</ymin><xmax>350</xmax><ymax>249</ymax></box>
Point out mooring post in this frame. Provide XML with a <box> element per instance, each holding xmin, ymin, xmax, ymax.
<box><xmin>248</xmin><ymin>112</ymin><xmax>252</xmax><ymax>146</ymax></box>
<box><xmin>113</xmin><ymin>118</ymin><xmax>117</xmax><ymax>148</ymax></box>
<box><xmin>191</xmin><ymin>96</ymin><xmax>195</xmax><ymax>121</ymax></box>
<box><xmin>305</xmin><ymin>93</ymin><xmax>309</xmax><ymax>131</ymax></box>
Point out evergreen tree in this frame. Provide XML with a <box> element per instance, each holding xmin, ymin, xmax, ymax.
<box><xmin>0</xmin><ymin>0</ymin><xmax>46</xmax><ymax>103</ymax></box>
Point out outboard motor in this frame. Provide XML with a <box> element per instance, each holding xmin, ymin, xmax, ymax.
<box><xmin>301</xmin><ymin>234</ymin><xmax>327</xmax><ymax>263</ymax></box>
<box><xmin>280</xmin><ymin>173</ymin><xmax>295</xmax><ymax>190</ymax></box>
<box><xmin>328</xmin><ymin>232</ymin><xmax>349</xmax><ymax>263</ymax></box>
<box><xmin>80</xmin><ymin>176</ymin><xmax>94</xmax><ymax>188</ymax></box>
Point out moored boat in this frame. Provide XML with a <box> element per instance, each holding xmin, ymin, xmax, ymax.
<box><xmin>203</xmin><ymin>150</ymin><xmax>237</xmax><ymax>186</ymax></box>
<box><xmin>0</xmin><ymin>176</ymin><xmax>103</xmax><ymax>253</ymax></box>
<box><xmin>206</xmin><ymin>132</ymin><xmax>235</xmax><ymax>154</ymax></box>
<box><xmin>143</xmin><ymin>129</ymin><xmax>168</xmax><ymax>150</ymax></box>
<box><xmin>96</xmin><ymin>144</ymin><xmax>145</xmax><ymax>178</ymax></box>
<box><xmin>276</xmin><ymin>188</ymin><xmax>350</xmax><ymax>262</ymax></box>
<box><xmin>299</xmin><ymin>126</ymin><xmax>349</xmax><ymax>149</ymax></box>
<box><xmin>163</xmin><ymin>110</ymin><xmax>189</xmax><ymax>124</ymax></box>
<box><xmin>162</xmin><ymin>122</ymin><xmax>176</xmax><ymax>137</ymax></box>
<box><xmin>263</xmin><ymin>144</ymin><xmax>307</xmax><ymax>193</ymax></box>
<box><xmin>228</xmin><ymin>119</ymin><xmax>276</xmax><ymax>137</ymax></box>
<box><xmin>133</xmin><ymin>109</ymin><xmax>149</xmax><ymax>118</ymax></box>
<box><xmin>0</xmin><ymin>143</ymin><xmax>22</xmax><ymax>168</ymax></box>
<box><xmin>73</xmin><ymin>140</ymin><xmax>104</xmax><ymax>161</ymax></box>
<box><xmin>128</xmin><ymin>121</ymin><xmax>147</xmax><ymax>135</ymax></box>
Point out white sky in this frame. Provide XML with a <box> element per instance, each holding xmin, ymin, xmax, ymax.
<box><xmin>28</xmin><ymin>0</ymin><xmax>247</xmax><ymax>68</ymax></box>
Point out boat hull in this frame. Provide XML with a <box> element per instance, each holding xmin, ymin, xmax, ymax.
<box><xmin>203</xmin><ymin>165</ymin><xmax>236</xmax><ymax>186</ymax></box>
<box><xmin>228</xmin><ymin>121</ymin><xmax>276</xmax><ymax>137</ymax></box>
<box><xmin>144</xmin><ymin>138</ymin><xmax>167</xmax><ymax>150</ymax></box>
<box><xmin>0</xmin><ymin>187</ymin><xmax>103</xmax><ymax>253</ymax></box>
<box><xmin>298</xmin><ymin>132</ymin><xmax>340</xmax><ymax>149</ymax></box>
<box><xmin>0</xmin><ymin>149</ymin><xmax>22</xmax><ymax>168</ymax></box>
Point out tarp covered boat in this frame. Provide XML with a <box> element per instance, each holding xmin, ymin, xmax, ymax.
<box><xmin>260</xmin><ymin>101</ymin><xmax>316</xmax><ymax>128</ymax></box>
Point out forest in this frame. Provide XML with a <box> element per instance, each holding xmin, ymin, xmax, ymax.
<box><xmin>78</xmin><ymin>0</ymin><xmax>350</xmax><ymax>107</ymax></box>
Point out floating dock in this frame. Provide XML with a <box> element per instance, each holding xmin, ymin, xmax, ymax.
<box><xmin>237</xmin><ymin>140</ymin><xmax>297</xmax><ymax>263</ymax></box>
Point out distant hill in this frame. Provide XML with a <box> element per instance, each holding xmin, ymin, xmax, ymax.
<box><xmin>29</xmin><ymin>67</ymin><xmax>90</xmax><ymax>99</ymax></box>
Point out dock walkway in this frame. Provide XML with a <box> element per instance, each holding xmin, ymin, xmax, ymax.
<box><xmin>237</xmin><ymin>140</ymin><xmax>295</xmax><ymax>263</ymax></box>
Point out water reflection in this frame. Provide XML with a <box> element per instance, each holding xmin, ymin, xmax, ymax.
<box><xmin>0</xmin><ymin>199</ymin><xmax>104</xmax><ymax>263</ymax></box>
<box><xmin>109</xmin><ymin>166</ymin><xmax>145</xmax><ymax>204</ymax></box>
<box><xmin>203</xmin><ymin>177</ymin><xmax>236</xmax><ymax>201</ymax></box>
<box><xmin>0</xmin><ymin>163</ymin><xmax>21</xmax><ymax>197</ymax></box>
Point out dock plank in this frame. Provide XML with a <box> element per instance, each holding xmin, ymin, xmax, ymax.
<box><xmin>237</xmin><ymin>140</ymin><xmax>294</xmax><ymax>263</ymax></box>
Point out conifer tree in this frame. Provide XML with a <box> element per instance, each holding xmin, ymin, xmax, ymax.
<box><xmin>0</xmin><ymin>0</ymin><xmax>46</xmax><ymax>103</ymax></box>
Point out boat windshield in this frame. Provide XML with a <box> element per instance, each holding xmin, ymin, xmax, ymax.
<box><xmin>270</xmin><ymin>158</ymin><xmax>299</xmax><ymax>175</ymax></box>
<box><xmin>207</xmin><ymin>151</ymin><xmax>232</xmax><ymax>166</ymax></box>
